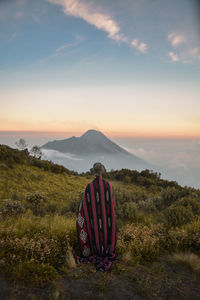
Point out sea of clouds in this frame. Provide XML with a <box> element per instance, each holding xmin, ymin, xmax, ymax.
<box><xmin>0</xmin><ymin>132</ymin><xmax>199</xmax><ymax>189</ymax></box>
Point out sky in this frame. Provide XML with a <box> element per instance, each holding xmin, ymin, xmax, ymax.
<box><xmin>0</xmin><ymin>0</ymin><xmax>200</xmax><ymax>138</ymax></box>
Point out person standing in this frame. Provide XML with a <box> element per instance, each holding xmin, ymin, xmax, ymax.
<box><xmin>75</xmin><ymin>162</ymin><xmax>119</xmax><ymax>272</ymax></box>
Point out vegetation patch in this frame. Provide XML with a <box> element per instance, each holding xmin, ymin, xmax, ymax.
<box><xmin>0</xmin><ymin>145</ymin><xmax>200</xmax><ymax>298</ymax></box>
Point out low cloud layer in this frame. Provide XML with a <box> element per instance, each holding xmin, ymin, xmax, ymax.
<box><xmin>42</xmin><ymin>149</ymin><xmax>83</xmax><ymax>161</ymax></box>
<box><xmin>116</xmin><ymin>138</ymin><xmax>200</xmax><ymax>188</ymax></box>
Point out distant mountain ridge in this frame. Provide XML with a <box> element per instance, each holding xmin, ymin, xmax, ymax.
<box><xmin>41</xmin><ymin>129</ymin><xmax>154</xmax><ymax>172</ymax></box>
<box><xmin>42</xmin><ymin>129</ymin><xmax>131</xmax><ymax>156</ymax></box>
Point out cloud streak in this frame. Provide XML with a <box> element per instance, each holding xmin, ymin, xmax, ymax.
<box><xmin>47</xmin><ymin>0</ymin><xmax>126</xmax><ymax>42</ymax></box>
<box><xmin>42</xmin><ymin>149</ymin><xmax>83</xmax><ymax>161</ymax></box>
<box><xmin>47</xmin><ymin>0</ymin><xmax>147</xmax><ymax>52</ymax></box>
<box><xmin>38</xmin><ymin>35</ymin><xmax>83</xmax><ymax>63</ymax></box>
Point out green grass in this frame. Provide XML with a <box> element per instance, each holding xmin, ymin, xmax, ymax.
<box><xmin>0</xmin><ymin>164</ymin><xmax>91</xmax><ymax>209</ymax></box>
<box><xmin>0</xmin><ymin>211</ymin><xmax>76</xmax><ymax>238</ymax></box>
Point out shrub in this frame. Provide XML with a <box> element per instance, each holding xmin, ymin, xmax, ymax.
<box><xmin>46</xmin><ymin>202</ymin><xmax>59</xmax><ymax>214</ymax></box>
<box><xmin>163</xmin><ymin>197</ymin><xmax>200</xmax><ymax>228</ymax></box>
<box><xmin>0</xmin><ymin>214</ymin><xmax>77</xmax><ymax>277</ymax></box>
<box><xmin>137</xmin><ymin>198</ymin><xmax>156</xmax><ymax>213</ymax></box>
<box><xmin>11</xmin><ymin>261</ymin><xmax>59</xmax><ymax>285</ymax></box>
<box><xmin>60</xmin><ymin>193</ymin><xmax>82</xmax><ymax>216</ymax></box>
<box><xmin>122</xmin><ymin>202</ymin><xmax>138</xmax><ymax>220</ymax></box>
<box><xmin>176</xmin><ymin>197</ymin><xmax>200</xmax><ymax>216</ymax></box>
<box><xmin>0</xmin><ymin>200</ymin><xmax>26</xmax><ymax>219</ymax></box>
<box><xmin>164</xmin><ymin>205</ymin><xmax>194</xmax><ymax>228</ymax></box>
<box><xmin>165</xmin><ymin>228</ymin><xmax>188</xmax><ymax>251</ymax></box>
<box><xmin>152</xmin><ymin>196</ymin><xmax>164</xmax><ymax>211</ymax></box>
<box><xmin>117</xmin><ymin>223</ymin><xmax>166</xmax><ymax>263</ymax></box>
<box><xmin>161</xmin><ymin>187</ymin><xmax>181</xmax><ymax>207</ymax></box>
<box><xmin>0</xmin><ymin>145</ymin><xmax>30</xmax><ymax>167</ymax></box>
<box><xmin>137</xmin><ymin>176</ymin><xmax>154</xmax><ymax>188</ymax></box>
<box><xmin>25</xmin><ymin>193</ymin><xmax>46</xmax><ymax>216</ymax></box>
<box><xmin>183</xmin><ymin>218</ymin><xmax>200</xmax><ymax>251</ymax></box>
<box><xmin>123</xmin><ymin>175</ymin><xmax>132</xmax><ymax>184</ymax></box>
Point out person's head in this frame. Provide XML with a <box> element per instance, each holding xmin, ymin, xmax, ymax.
<box><xmin>92</xmin><ymin>162</ymin><xmax>106</xmax><ymax>177</ymax></box>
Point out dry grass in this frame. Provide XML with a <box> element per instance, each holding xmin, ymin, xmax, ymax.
<box><xmin>0</xmin><ymin>210</ymin><xmax>76</xmax><ymax>238</ymax></box>
<box><xmin>168</xmin><ymin>252</ymin><xmax>200</xmax><ymax>272</ymax></box>
<box><xmin>65</xmin><ymin>247</ymin><xmax>77</xmax><ymax>268</ymax></box>
<box><xmin>121</xmin><ymin>251</ymin><xmax>132</xmax><ymax>263</ymax></box>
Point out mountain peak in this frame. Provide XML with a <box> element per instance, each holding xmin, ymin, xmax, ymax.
<box><xmin>41</xmin><ymin>129</ymin><xmax>151</xmax><ymax>169</ymax></box>
<box><xmin>80</xmin><ymin>129</ymin><xmax>105</xmax><ymax>139</ymax></box>
<box><xmin>42</xmin><ymin>129</ymin><xmax>127</xmax><ymax>155</ymax></box>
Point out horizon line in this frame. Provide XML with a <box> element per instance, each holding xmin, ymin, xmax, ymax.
<box><xmin>0</xmin><ymin>130</ymin><xmax>200</xmax><ymax>140</ymax></box>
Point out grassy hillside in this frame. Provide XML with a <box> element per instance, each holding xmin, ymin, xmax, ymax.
<box><xmin>0</xmin><ymin>163</ymin><xmax>91</xmax><ymax>213</ymax></box>
<box><xmin>0</xmin><ymin>145</ymin><xmax>200</xmax><ymax>299</ymax></box>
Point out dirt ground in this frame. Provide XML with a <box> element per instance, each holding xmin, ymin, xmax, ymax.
<box><xmin>0</xmin><ymin>255</ymin><xmax>200</xmax><ymax>300</ymax></box>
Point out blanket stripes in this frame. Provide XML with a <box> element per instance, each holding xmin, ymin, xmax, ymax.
<box><xmin>75</xmin><ymin>175</ymin><xmax>119</xmax><ymax>272</ymax></box>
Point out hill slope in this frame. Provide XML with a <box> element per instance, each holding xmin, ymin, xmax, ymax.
<box><xmin>0</xmin><ymin>145</ymin><xmax>200</xmax><ymax>300</ymax></box>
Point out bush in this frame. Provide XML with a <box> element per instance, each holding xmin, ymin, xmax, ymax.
<box><xmin>0</xmin><ymin>213</ymin><xmax>78</xmax><ymax>284</ymax></box>
<box><xmin>163</xmin><ymin>196</ymin><xmax>200</xmax><ymax>228</ymax></box>
<box><xmin>183</xmin><ymin>218</ymin><xmax>200</xmax><ymax>251</ymax></box>
<box><xmin>176</xmin><ymin>197</ymin><xmax>200</xmax><ymax>216</ymax></box>
<box><xmin>46</xmin><ymin>202</ymin><xmax>59</xmax><ymax>214</ymax></box>
<box><xmin>25</xmin><ymin>193</ymin><xmax>46</xmax><ymax>216</ymax></box>
<box><xmin>116</xmin><ymin>195</ymin><xmax>136</xmax><ymax>220</ymax></box>
<box><xmin>117</xmin><ymin>223</ymin><xmax>166</xmax><ymax>263</ymax></box>
<box><xmin>152</xmin><ymin>196</ymin><xmax>164</xmax><ymax>211</ymax></box>
<box><xmin>123</xmin><ymin>202</ymin><xmax>138</xmax><ymax>220</ymax></box>
<box><xmin>123</xmin><ymin>175</ymin><xmax>132</xmax><ymax>184</ymax></box>
<box><xmin>138</xmin><ymin>198</ymin><xmax>156</xmax><ymax>213</ymax></box>
<box><xmin>31</xmin><ymin>157</ymin><xmax>77</xmax><ymax>175</ymax></box>
<box><xmin>0</xmin><ymin>214</ymin><xmax>77</xmax><ymax>269</ymax></box>
<box><xmin>106</xmin><ymin>168</ymin><xmax>180</xmax><ymax>189</ymax></box>
<box><xmin>161</xmin><ymin>187</ymin><xmax>181</xmax><ymax>207</ymax></box>
<box><xmin>0</xmin><ymin>145</ymin><xmax>30</xmax><ymax>167</ymax></box>
<box><xmin>0</xmin><ymin>200</ymin><xmax>26</xmax><ymax>219</ymax></box>
<box><xmin>164</xmin><ymin>205</ymin><xmax>194</xmax><ymax>227</ymax></box>
<box><xmin>9</xmin><ymin>261</ymin><xmax>59</xmax><ymax>285</ymax></box>
<box><xmin>60</xmin><ymin>192</ymin><xmax>82</xmax><ymax>216</ymax></box>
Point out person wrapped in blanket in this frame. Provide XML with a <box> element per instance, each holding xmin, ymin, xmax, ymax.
<box><xmin>74</xmin><ymin>162</ymin><xmax>119</xmax><ymax>272</ymax></box>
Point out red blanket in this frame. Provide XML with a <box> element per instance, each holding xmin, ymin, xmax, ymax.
<box><xmin>75</xmin><ymin>175</ymin><xmax>119</xmax><ymax>272</ymax></box>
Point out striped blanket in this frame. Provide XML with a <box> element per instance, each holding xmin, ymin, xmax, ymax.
<box><xmin>75</xmin><ymin>175</ymin><xmax>119</xmax><ymax>272</ymax></box>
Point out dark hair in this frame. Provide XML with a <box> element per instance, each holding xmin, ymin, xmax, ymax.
<box><xmin>92</xmin><ymin>162</ymin><xmax>106</xmax><ymax>176</ymax></box>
